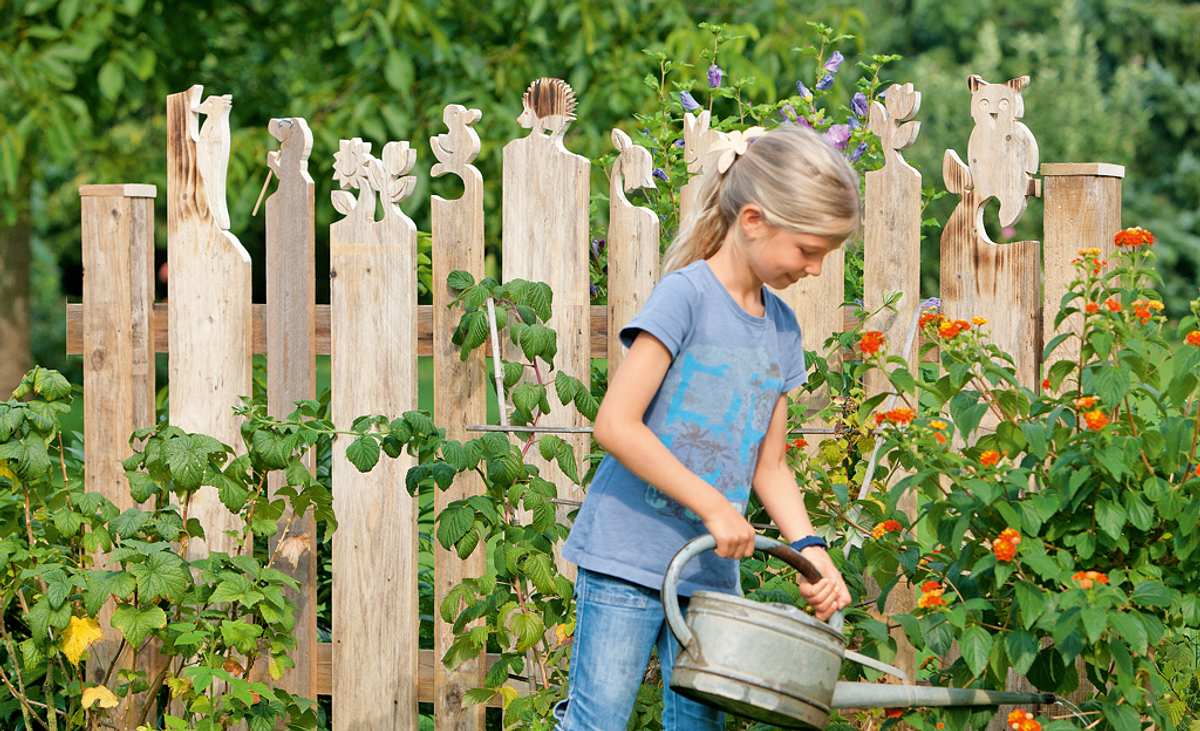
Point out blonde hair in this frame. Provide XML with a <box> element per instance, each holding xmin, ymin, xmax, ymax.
<box><xmin>662</xmin><ymin>123</ymin><xmax>861</xmax><ymax>274</ymax></box>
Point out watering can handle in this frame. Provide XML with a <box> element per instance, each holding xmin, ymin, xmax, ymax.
<box><xmin>662</xmin><ymin>534</ymin><xmax>845</xmax><ymax>653</ymax></box>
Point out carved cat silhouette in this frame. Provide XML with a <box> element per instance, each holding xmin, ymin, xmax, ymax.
<box><xmin>965</xmin><ymin>74</ymin><xmax>1039</xmax><ymax>228</ymax></box>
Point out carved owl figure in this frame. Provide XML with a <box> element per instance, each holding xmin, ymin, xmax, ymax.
<box><xmin>965</xmin><ymin>74</ymin><xmax>1039</xmax><ymax>228</ymax></box>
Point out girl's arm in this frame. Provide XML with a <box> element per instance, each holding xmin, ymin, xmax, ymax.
<box><xmin>752</xmin><ymin>394</ymin><xmax>852</xmax><ymax>618</ymax></box>
<box><xmin>594</xmin><ymin>331</ymin><xmax>757</xmax><ymax>559</ymax></box>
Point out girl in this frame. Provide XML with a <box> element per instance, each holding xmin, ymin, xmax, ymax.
<box><xmin>555</xmin><ymin>123</ymin><xmax>859</xmax><ymax>730</ymax></box>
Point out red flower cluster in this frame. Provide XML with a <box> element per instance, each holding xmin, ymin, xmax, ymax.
<box><xmin>1007</xmin><ymin>710</ymin><xmax>1043</xmax><ymax>731</ymax></box>
<box><xmin>1131</xmin><ymin>298</ymin><xmax>1164</xmax><ymax>324</ymax></box>
<box><xmin>1187</xmin><ymin>331</ymin><xmax>1200</xmax><ymax>347</ymax></box>
<box><xmin>919</xmin><ymin>310</ymin><xmax>942</xmax><ymax>328</ymax></box>
<box><xmin>993</xmin><ymin>528</ymin><xmax>1020</xmax><ymax>562</ymax></box>
<box><xmin>859</xmin><ymin>330</ymin><xmax>885</xmax><ymax>355</ymax></box>
<box><xmin>1074</xmin><ymin>395</ymin><xmax>1098</xmax><ymax>410</ymax></box>
<box><xmin>1083</xmin><ymin>409</ymin><xmax>1110</xmax><ymax>431</ymax></box>
<box><xmin>979</xmin><ymin>449</ymin><xmax>1001</xmax><ymax>467</ymax></box>
<box><xmin>1084</xmin><ymin>302</ymin><xmax>1099</xmax><ymax>314</ymax></box>
<box><xmin>1072</xmin><ymin>570</ymin><xmax>1110</xmax><ymax>590</ymax></box>
<box><xmin>871</xmin><ymin>519</ymin><xmax>902</xmax><ymax>539</ymax></box>
<box><xmin>784</xmin><ymin>437</ymin><xmax>808</xmax><ymax>453</ymax></box>
<box><xmin>875</xmin><ymin>407</ymin><xmax>916</xmax><ymax>426</ymax></box>
<box><xmin>1114</xmin><ymin>226</ymin><xmax>1154</xmax><ymax>248</ymax></box>
<box><xmin>917</xmin><ymin>580</ymin><xmax>946</xmax><ymax>609</ymax></box>
<box><xmin>937</xmin><ymin>319</ymin><xmax>972</xmax><ymax>339</ymax></box>
<box><xmin>1104</xmin><ymin>297</ymin><xmax>1122</xmax><ymax>312</ymax></box>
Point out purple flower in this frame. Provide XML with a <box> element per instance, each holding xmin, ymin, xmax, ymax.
<box><xmin>848</xmin><ymin>142</ymin><xmax>867</xmax><ymax>162</ymax></box>
<box><xmin>815</xmin><ymin>73</ymin><xmax>835</xmax><ymax>91</ymax></box>
<box><xmin>851</xmin><ymin>92</ymin><xmax>868</xmax><ymax>119</ymax></box>
<box><xmin>795</xmin><ymin>115</ymin><xmax>812</xmax><ymax>129</ymax></box>
<box><xmin>673</xmin><ymin>138</ymin><xmax>685</xmax><ymax>148</ymax></box>
<box><xmin>1001</xmin><ymin>226</ymin><xmax>1016</xmax><ymax>239</ymax></box>
<box><xmin>653</xmin><ymin>167</ymin><xmax>669</xmax><ymax>182</ymax></box>
<box><xmin>920</xmin><ymin>297</ymin><xmax>941</xmax><ymax>312</ymax></box>
<box><xmin>848</xmin><ymin>116</ymin><xmax>860</xmax><ymax>130</ymax></box>
<box><xmin>796</xmin><ymin>80</ymin><xmax>811</xmax><ymax>99</ymax></box>
<box><xmin>824</xmin><ymin>51</ymin><xmax>844</xmax><ymax>73</ymax></box>
<box><xmin>823</xmin><ymin>124</ymin><xmax>851</xmax><ymax>150</ymax></box>
<box><xmin>591</xmin><ymin>239</ymin><xmax>601</xmax><ymax>259</ymax></box>
<box><xmin>589</xmin><ymin>283</ymin><xmax>598</xmax><ymax>298</ymax></box>
<box><xmin>707</xmin><ymin>63</ymin><xmax>723</xmax><ymax>88</ymax></box>
<box><xmin>679</xmin><ymin>91</ymin><xmax>701</xmax><ymax>112</ymax></box>
<box><xmin>780</xmin><ymin>103</ymin><xmax>798</xmax><ymax>122</ymax></box>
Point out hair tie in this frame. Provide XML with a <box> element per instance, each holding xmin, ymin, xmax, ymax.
<box><xmin>707</xmin><ymin>126</ymin><xmax>767</xmax><ymax>174</ymax></box>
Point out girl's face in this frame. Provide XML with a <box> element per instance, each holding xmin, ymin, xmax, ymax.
<box><xmin>737</xmin><ymin>206</ymin><xmax>844</xmax><ymax>289</ymax></box>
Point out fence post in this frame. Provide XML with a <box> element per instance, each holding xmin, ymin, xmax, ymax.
<box><xmin>329</xmin><ymin>137</ymin><xmax>420</xmax><ymax>727</ymax></box>
<box><xmin>262</xmin><ymin>117</ymin><xmax>321</xmax><ymax>698</ymax></box>
<box><xmin>79</xmin><ymin>183</ymin><xmax>158</xmax><ymax>720</ymax></box>
<box><xmin>862</xmin><ymin>83</ymin><xmax>924</xmax><ymax>683</ymax></box>
<box><xmin>430</xmin><ymin>104</ymin><xmax>489</xmax><ymax>728</ymax></box>
<box><xmin>1040</xmin><ymin>163</ymin><xmax>1125</xmax><ymax>377</ymax></box>
<box><xmin>605</xmin><ymin>128</ymin><xmax>660</xmax><ymax>375</ymax></box>
<box><xmin>501</xmin><ymin>78</ymin><xmax>591</xmax><ymax>582</ymax></box>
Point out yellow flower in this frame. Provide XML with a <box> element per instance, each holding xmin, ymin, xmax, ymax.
<box><xmin>61</xmin><ymin>616</ymin><xmax>104</xmax><ymax>665</ymax></box>
<box><xmin>972</xmin><ymin>316</ymin><xmax>988</xmax><ymax>326</ymax></box>
<box><xmin>929</xmin><ymin>420</ymin><xmax>948</xmax><ymax>430</ymax></box>
<box><xmin>82</xmin><ymin>684</ymin><xmax>120</xmax><ymax>710</ymax></box>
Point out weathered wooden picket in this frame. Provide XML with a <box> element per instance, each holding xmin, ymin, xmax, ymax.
<box><xmin>66</xmin><ymin>73</ymin><xmax>1123</xmax><ymax>729</ymax></box>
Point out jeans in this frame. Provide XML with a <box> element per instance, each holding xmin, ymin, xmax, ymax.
<box><xmin>552</xmin><ymin>567</ymin><xmax>725</xmax><ymax>730</ymax></box>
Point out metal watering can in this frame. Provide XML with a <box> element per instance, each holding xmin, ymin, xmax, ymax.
<box><xmin>662</xmin><ymin>535</ymin><xmax>1056</xmax><ymax>729</ymax></box>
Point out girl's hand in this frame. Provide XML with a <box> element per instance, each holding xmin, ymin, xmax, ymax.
<box><xmin>795</xmin><ymin>546</ymin><xmax>852</xmax><ymax>622</ymax></box>
<box><xmin>702</xmin><ymin>503</ymin><xmax>757</xmax><ymax>559</ymax></box>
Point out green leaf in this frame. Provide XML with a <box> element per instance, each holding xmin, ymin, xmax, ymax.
<box><xmin>214</xmin><ymin>473</ymin><xmax>250</xmax><ymax>512</ymax></box>
<box><xmin>1005</xmin><ymin>630</ymin><xmax>1037</xmax><ymax>675</ymax></box>
<box><xmin>52</xmin><ymin>508</ymin><xmax>85</xmax><ymax>537</ymax></box>
<box><xmin>437</xmin><ymin>504</ymin><xmax>474</xmax><ymax>549</ymax></box>
<box><xmin>383</xmin><ymin>52</ymin><xmax>413</xmax><ymax>92</ymax></box>
<box><xmin>959</xmin><ymin>625</ymin><xmax>992</xmax><ymax>677</ymax></box>
<box><xmin>1123</xmin><ymin>492</ymin><xmax>1153</xmax><ymax>531</ymax></box>
<box><xmin>1108</xmin><ymin>613</ymin><xmax>1147</xmax><ymax>655</ymax></box>
<box><xmin>1091</xmin><ymin>367</ymin><xmax>1131</xmax><ymax>405</ymax></box>
<box><xmin>1131</xmin><ymin>581</ymin><xmax>1172</xmax><ymax>608</ymax></box>
<box><xmin>219</xmin><ymin>619</ymin><xmax>263</xmax><ymax>653</ymax></box>
<box><xmin>1102</xmin><ymin>703</ymin><xmax>1141</xmax><ymax>731</ymax></box>
<box><xmin>27</xmin><ymin>597</ymin><xmax>68</xmax><ymax>639</ymax></box>
<box><xmin>111</xmin><ymin>605</ymin><xmax>167</xmax><ymax>648</ymax></box>
<box><xmin>346</xmin><ymin>435</ymin><xmax>381</xmax><ymax>472</ymax></box>
<box><xmin>1014</xmin><ymin>582</ymin><xmax>1047</xmax><ymax>629</ymax></box>
<box><xmin>538</xmin><ymin>434</ymin><xmax>564</xmax><ymax>462</ymax></box>
<box><xmin>1027</xmin><ymin>646</ymin><xmax>1071</xmax><ymax>692</ymax></box>
<box><xmin>1080</xmin><ymin>606</ymin><xmax>1107</xmax><ymax>644</ymax></box>
<box><xmin>511</xmin><ymin>383</ymin><xmax>546</xmax><ymax>416</ymax></box>
<box><xmin>126</xmin><ymin>471</ymin><xmax>159</xmax><ymax>503</ymax></box>
<box><xmin>111</xmin><ymin>508</ymin><xmax>150</xmax><ymax>538</ymax></box>
<box><xmin>502</xmin><ymin>361</ymin><xmax>524</xmax><ymax>389</ymax></box>
<box><xmin>129</xmin><ymin>551</ymin><xmax>191</xmax><ymax>602</ymax></box>
<box><xmin>447</xmin><ymin>270</ymin><xmax>475</xmax><ymax>292</ymax></box>
<box><xmin>511</xmin><ymin>610</ymin><xmax>545</xmax><ymax>652</ymax></box>
<box><xmin>164</xmin><ymin>436</ymin><xmax>206</xmax><ymax>490</ymax></box>
<box><xmin>522</xmin><ymin>552</ymin><xmax>557</xmax><ymax>595</ymax></box>
<box><xmin>1094</xmin><ymin>498</ymin><xmax>1126</xmax><ymax>540</ymax></box>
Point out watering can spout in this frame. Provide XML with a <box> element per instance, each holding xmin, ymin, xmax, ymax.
<box><xmin>830</xmin><ymin>681</ymin><xmax>1056</xmax><ymax>709</ymax></box>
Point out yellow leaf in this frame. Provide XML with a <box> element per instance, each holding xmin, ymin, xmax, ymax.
<box><xmin>0</xmin><ymin>460</ymin><xmax>15</xmax><ymax>481</ymax></box>
<box><xmin>498</xmin><ymin>685</ymin><xmax>519</xmax><ymax>710</ymax></box>
<box><xmin>82</xmin><ymin>684</ymin><xmax>119</xmax><ymax>709</ymax></box>
<box><xmin>61</xmin><ymin>616</ymin><xmax>103</xmax><ymax>665</ymax></box>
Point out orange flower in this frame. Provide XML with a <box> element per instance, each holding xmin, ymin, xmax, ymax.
<box><xmin>921</xmin><ymin>580</ymin><xmax>941</xmax><ymax>592</ymax></box>
<box><xmin>1114</xmin><ymin>226</ymin><xmax>1154</xmax><ymax>248</ymax></box>
<box><xmin>1083</xmin><ymin>409</ymin><xmax>1109</xmax><ymax>431</ymax></box>
<box><xmin>858</xmin><ymin>330</ymin><xmax>885</xmax><ymax>355</ymax></box>
<box><xmin>993</xmin><ymin>538</ymin><xmax>1016</xmax><ymax>562</ymax></box>
<box><xmin>972</xmin><ymin>316</ymin><xmax>988</xmax><ymax>326</ymax></box>
<box><xmin>955</xmin><ymin>319</ymin><xmax>972</xmax><ymax>331</ymax></box>
<box><xmin>875</xmin><ymin>407</ymin><xmax>916</xmax><ymax>427</ymax></box>
<box><xmin>918</xmin><ymin>582</ymin><xmax>946</xmax><ymax>609</ymax></box>
<box><xmin>885</xmin><ymin>708</ymin><xmax>904</xmax><ymax>718</ymax></box>
<box><xmin>999</xmin><ymin>528</ymin><xmax>1021</xmax><ymax>544</ymax></box>
<box><xmin>929</xmin><ymin>419</ymin><xmax>948</xmax><ymax>430</ymax></box>
<box><xmin>786</xmin><ymin>437</ymin><xmax>808</xmax><ymax>452</ymax></box>
<box><xmin>979</xmin><ymin>450</ymin><xmax>1001</xmax><ymax>467</ymax></box>
<box><xmin>1072</xmin><ymin>570</ymin><xmax>1109</xmax><ymax>590</ymax></box>
<box><xmin>1073</xmin><ymin>395</ymin><xmax>1098</xmax><ymax>410</ymax></box>
<box><xmin>919</xmin><ymin>311</ymin><xmax>944</xmax><ymax>328</ymax></box>
<box><xmin>1007</xmin><ymin>710</ymin><xmax>1042</xmax><ymax>731</ymax></box>
<box><xmin>871</xmin><ymin>519</ymin><xmax>903</xmax><ymax>539</ymax></box>
<box><xmin>1041</xmin><ymin>378</ymin><xmax>1051</xmax><ymax>390</ymax></box>
<box><xmin>1076</xmin><ymin>247</ymin><xmax>1102</xmax><ymax>258</ymax></box>
<box><xmin>934</xmin><ymin>432</ymin><xmax>947</xmax><ymax>445</ymax></box>
<box><xmin>1084</xmin><ymin>302</ymin><xmax>1099</xmax><ymax>314</ymax></box>
<box><xmin>1186</xmin><ymin>331</ymin><xmax>1200</xmax><ymax>347</ymax></box>
<box><xmin>938</xmin><ymin>320</ymin><xmax>964</xmax><ymax>339</ymax></box>
<box><xmin>1104</xmin><ymin>297</ymin><xmax>1121</xmax><ymax>312</ymax></box>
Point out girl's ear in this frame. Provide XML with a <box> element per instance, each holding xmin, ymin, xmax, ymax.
<box><xmin>737</xmin><ymin>204</ymin><xmax>769</xmax><ymax>239</ymax></box>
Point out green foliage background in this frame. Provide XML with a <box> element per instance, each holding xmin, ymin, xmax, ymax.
<box><xmin>3</xmin><ymin>0</ymin><xmax>1199</xmax><ymax>388</ymax></box>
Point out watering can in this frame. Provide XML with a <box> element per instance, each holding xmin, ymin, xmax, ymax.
<box><xmin>662</xmin><ymin>535</ymin><xmax>1056</xmax><ymax>729</ymax></box>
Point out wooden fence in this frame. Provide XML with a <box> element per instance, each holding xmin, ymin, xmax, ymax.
<box><xmin>66</xmin><ymin>74</ymin><xmax>1123</xmax><ymax>729</ymax></box>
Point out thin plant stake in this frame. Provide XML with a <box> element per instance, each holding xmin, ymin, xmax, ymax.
<box><xmin>486</xmin><ymin>297</ymin><xmax>508</xmax><ymax>427</ymax></box>
<box><xmin>251</xmin><ymin>168</ymin><xmax>275</xmax><ymax>217</ymax></box>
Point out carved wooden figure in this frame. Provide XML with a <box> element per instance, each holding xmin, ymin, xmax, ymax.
<box><xmin>680</xmin><ymin>110</ymin><xmax>716</xmax><ymax>224</ymax></box>
<box><xmin>940</xmin><ymin>74</ymin><xmax>1042</xmax><ymax>389</ymax></box>
<box><xmin>607</xmin><ymin>128</ymin><xmax>659</xmax><ymax>374</ymax></box>
<box><xmin>430</xmin><ymin>103</ymin><xmax>488</xmax><ymax>729</ymax></box>
<box><xmin>329</xmin><ymin>136</ymin><xmax>420</xmax><ymax>727</ymax></box>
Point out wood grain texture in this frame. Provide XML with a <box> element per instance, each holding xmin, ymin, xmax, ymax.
<box><xmin>1040</xmin><ymin>166</ymin><xmax>1123</xmax><ymax>383</ymax></box>
<box><xmin>263</xmin><ymin>117</ymin><xmax>320</xmax><ymax>702</ymax></box>
<box><xmin>502</xmin><ymin>79</ymin><xmax>590</xmax><ymax>582</ymax></box>
<box><xmin>79</xmin><ymin>186</ymin><xmax>158</xmax><ymax>718</ymax></box>
<box><xmin>430</xmin><ymin>104</ymin><xmax>488</xmax><ymax>729</ymax></box>
<box><xmin>329</xmin><ymin>136</ymin><xmax>420</xmax><ymax>728</ymax></box>
<box><xmin>862</xmin><ymin>82</ymin><xmax>924</xmax><ymax>684</ymax></box>
<box><xmin>606</xmin><ymin>128</ymin><xmax>660</xmax><ymax>374</ymax></box>
<box><xmin>166</xmin><ymin>85</ymin><xmax>252</xmax><ymax>562</ymax></box>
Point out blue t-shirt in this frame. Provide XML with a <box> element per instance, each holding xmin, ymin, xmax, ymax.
<box><xmin>562</xmin><ymin>258</ymin><xmax>808</xmax><ymax>597</ymax></box>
